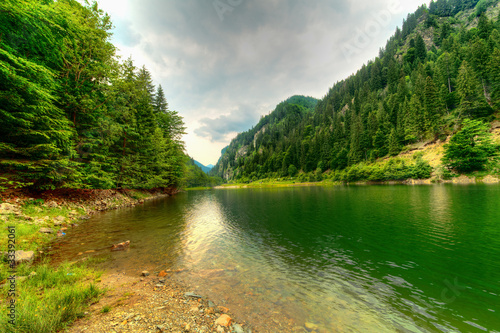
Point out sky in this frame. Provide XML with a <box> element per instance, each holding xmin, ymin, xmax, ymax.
<box><xmin>93</xmin><ymin>0</ymin><xmax>429</xmax><ymax>166</ymax></box>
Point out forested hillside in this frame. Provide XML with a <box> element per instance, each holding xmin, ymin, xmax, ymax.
<box><xmin>0</xmin><ymin>0</ymin><xmax>186</xmax><ymax>190</ymax></box>
<box><xmin>211</xmin><ymin>0</ymin><xmax>500</xmax><ymax>183</ymax></box>
<box><xmin>210</xmin><ymin>95</ymin><xmax>319</xmax><ymax>180</ymax></box>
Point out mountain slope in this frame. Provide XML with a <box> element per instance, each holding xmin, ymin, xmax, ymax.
<box><xmin>210</xmin><ymin>95</ymin><xmax>319</xmax><ymax>179</ymax></box>
<box><xmin>211</xmin><ymin>1</ymin><xmax>500</xmax><ymax>182</ymax></box>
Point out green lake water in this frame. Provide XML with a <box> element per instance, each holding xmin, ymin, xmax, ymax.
<box><xmin>51</xmin><ymin>185</ymin><xmax>500</xmax><ymax>332</ymax></box>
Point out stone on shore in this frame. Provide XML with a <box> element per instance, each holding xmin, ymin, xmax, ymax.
<box><xmin>232</xmin><ymin>323</ymin><xmax>245</xmax><ymax>333</ymax></box>
<box><xmin>55</xmin><ymin>215</ymin><xmax>65</xmax><ymax>222</ymax></box>
<box><xmin>15</xmin><ymin>250</ymin><xmax>34</xmax><ymax>264</ymax></box>
<box><xmin>0</xmin><ymin>203</ymin><xmax>20</xmax><ymax>214</ymax></box>
<box><xmin>215</xmin><ymin>314</ymin><xmax>232</xmax><ymax>327</ymax></box>
<box><xmin>141</xmin><ymin>271</ymin><xmax>150</xmax><ymax>277</ymax></box>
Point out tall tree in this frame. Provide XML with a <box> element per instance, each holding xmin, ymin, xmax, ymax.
<box><xmin>457</xmin><ymin>60</ymin><xmax>492</xmax><ymax>118</ymax></box>
<box><xmin>415</xmin><ymin>34</ymin><xmax>427</xmax><ymax>62</ymax></box>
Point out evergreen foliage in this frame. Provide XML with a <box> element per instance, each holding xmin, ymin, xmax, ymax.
<box><xmin>0</xmin><ymin>0</ymin><xmax>186</xmax><ymax>190</ymax></box>
<box><xmin>442</xmin><ymin>119</ymin><xmax>497</xmax><ymax>172</ymax></box>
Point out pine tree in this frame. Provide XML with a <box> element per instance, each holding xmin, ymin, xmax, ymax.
<box><xmin>348</xmin><ymin>116</ymin><xmax>363</xmax><ymax>165</ymax></box>
<box><xmin>443</xmin><ymin>119</ymin><xmax>496</xmax><ymax>172</ymax></box>
<box><xmin>154</xmin><ymin>85</ymin><xmax>169</xmax><ymax>115</ymax></box>
<box><xmin>489</xmin><ymin>49</ymin><xmax>500</xmax><ymax>111</ymax></box>
<box><xmin>388</xmin><ymin>128</ymin><xmax>401</xmax><ymax>156</ymax></box>
<box><xmin>457</xmin><ymin>60</ymin><xmax>492</xmax><ymax>118</ymax></box>
<box><xmin>423</xmin><ymin>76</ymin><xmax>440</xmax><ymax>133</ymax></box>
<box><xmin>478</xmin><ymin>14</ymin><xmax>492</xmax><ymax>40</ymax></box>
<box><xmin>415</xmin><ymin>34</ymin><xmax>427</xmax><ymax>62</ymax></box>
<box><xmin>0</xmin><ymin>0</ymin><xmax>78</xmax><ymax>188</ymax></box>
<box><xmin>373</xmin><ymin>128</ymin><xmax>388</xmax><ymax>158</ymax></box>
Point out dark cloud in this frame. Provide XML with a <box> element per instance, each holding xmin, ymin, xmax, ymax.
<box><xmin>101</xmin><ymin>0</ymin><xmax>426</xmax><ymax>163</ymax></box>
<box><xmin>194</xmin><ymin>105</ymin><xmax>261</xmax><ymax>142</ymax></box>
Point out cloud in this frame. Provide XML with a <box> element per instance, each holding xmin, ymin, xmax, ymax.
<box><xmin>194</xmin><ymin>105</ymin><xmax>261</xmax><ymax>142</ymax></box>
<box><xmin>112</xmin><ymin>18</ymin><xmax>142</xmax><ymax>47</ymax></box>
<box><xmin>96</xmin><ymin>0</ymin><xmax>428</xmax><ymax>164</ymax></box>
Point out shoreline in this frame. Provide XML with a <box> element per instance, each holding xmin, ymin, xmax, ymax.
<box><xmin>213</xmin><ymin>174</ymin><xmax>500</xmax><ymax>189</ymax></box>
<box><xmin>0</xmin><ymin>188</ymin><xmax>255</xmax><ymax>333</ymax></box>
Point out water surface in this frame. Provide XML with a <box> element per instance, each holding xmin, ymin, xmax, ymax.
<box><xmin>51</xmin><ymin>185</ymin><xmax>500</xmax><ymax>332</ymax></box>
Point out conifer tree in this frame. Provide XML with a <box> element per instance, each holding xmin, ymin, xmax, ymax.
<box><xmin>388</xmin><ymin>128</ymin><xmax>401</xmax><ymax>156</ymax></box>
<box><xmin>443</xmin><ymin>119</ymin><xmax>496</xmax><ymax>172</ymax></box>
<box><xmin>415</xmin><ymin>34</ymin><xmax>427</xmax><ymax>62</ymax></box>
<box><xmin>424</xmin><ymin>76</ymin><xmax>440</xmax><ymax>133</ymax></box>
<box><xmin>457</xmin><ymin>60</ymin><xmax>492</xmax><ymax>118</ymax></box>
<box><xmin>489</xmin><ymin>49</ymin><xmax>500</xmax><ymax>110</ymax></box>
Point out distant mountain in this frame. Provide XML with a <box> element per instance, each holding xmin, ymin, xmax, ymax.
<box><xmin>193</xmin><ymin>160</ymin><xmax>213</xmax><ymax>174</ymax></box>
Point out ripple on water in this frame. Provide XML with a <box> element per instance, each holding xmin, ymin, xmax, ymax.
<box><xmin>52</xmin><ymin>186</ymin><xmax>500</xmax><ymax>332</ymax></box>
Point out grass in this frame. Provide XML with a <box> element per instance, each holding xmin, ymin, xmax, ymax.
<box><xmin>125</xmin><ymin>190</ymin><xmax>152</xmax><ymax>200</ymax></box>
<box><xmin>0</xmin><ymin>189</ymin><xmax>165</xmax><ymax>332</ymax></box>
<box><xmin>101</xmin><ymin>305</ymin><xmax>111</xmax><ymax>313</ymax></box>
<box><xmin>0</xmin><ymin>201</ymin><xmax>84</xmax><ymax>256</ymax></box>
<box><xmin>184</xmin><ymin>186</ymin><xmax>213</xmax><ymax>191</ymax></box>
<box><xmin>0</xmin><ymin>259</ymin><xmax>103</xmax><ymax>333</ymax></box>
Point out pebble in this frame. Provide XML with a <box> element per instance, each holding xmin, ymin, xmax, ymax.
<box><xmin>215</xmin><ymin>314</ymin><xmax>232</xmax><ymax>327</ymax></box>
<box><xmin>141</xmin><ymin>271</ymin><xmax>150</xmax><ymax>277</ymax></box>
<box><xmin>184</xmin><ymin>292</ymin><xmax>203</xmax><ymax>298</ymax></box>
<box><xmin>232</xmin><ymin>323</ymin><xmax>245</xmax><ymax>333</ymax></box>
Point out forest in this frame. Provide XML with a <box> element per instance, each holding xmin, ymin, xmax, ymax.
<box><xmin>210</xmin><ymin>0</ymin><xmax>500</xmax><ymax>183</ymax></box>
<box><xmin>0</xmin><ymin>0</ymin><xmax>191</xmax><ymax>191</ymax></box>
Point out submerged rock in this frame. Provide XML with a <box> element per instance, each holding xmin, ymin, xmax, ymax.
<box><xmin>305</xmin><ymin>322</ymin><xmax>319</xmax><ymax>331</ymax></box>
<box><xmin>184</xmin><ymin>292</ymin><xmax>203</xmax><ymax>299</ymax></box>
<box><xmin>111</xmin><ymin>240</ymin><xmax>130</xmax><ymax>251</ymax></box>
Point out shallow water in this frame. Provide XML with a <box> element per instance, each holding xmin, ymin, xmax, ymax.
<box><xmin>51</xmin><ymin>185</ymin><xmax>500</xmax><ymax>332</ymax></box>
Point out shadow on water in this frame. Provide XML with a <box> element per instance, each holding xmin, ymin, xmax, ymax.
<box><xmin>51</xmin><ymin>185</ymin><xmax>500</xmax><ymax>332</ymax></box>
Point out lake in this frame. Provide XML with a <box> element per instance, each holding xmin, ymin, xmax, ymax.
<box><xmin>51</xmin><ymin>185</ymin><xmax>500</xmax><ymax>332</ymax></box>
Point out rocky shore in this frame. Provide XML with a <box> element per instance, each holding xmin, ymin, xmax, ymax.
<box><xmin>0</xmin><ymin>189</ymin><xmax>276</xmax><ymax>333</ymax></box>
<box><xmin>69</xmin><ymin>270</ymin><xmax>254</xmax><ymax>333</ymax></box>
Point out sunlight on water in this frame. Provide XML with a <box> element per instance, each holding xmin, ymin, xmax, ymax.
<box><xmin>51</xmin><ymin>185</ymin><xmax>500</xmax><ymax>332</ymax></box>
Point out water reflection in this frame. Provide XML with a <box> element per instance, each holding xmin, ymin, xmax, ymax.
<box><xmin>52</xmin><ymin>186</ymin><xmax>500</xmax><ymax>332</ymax></box>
